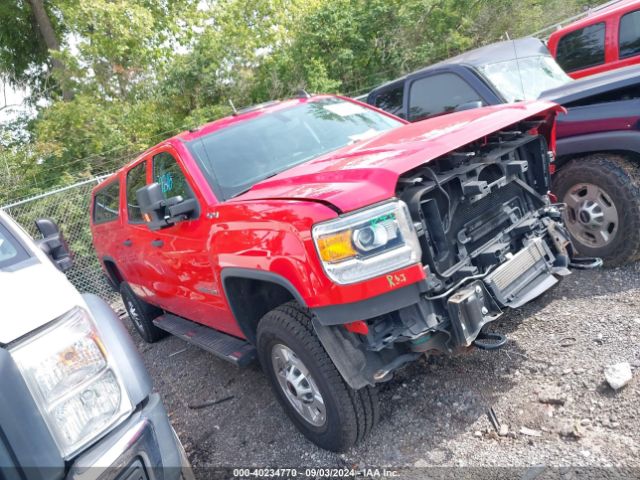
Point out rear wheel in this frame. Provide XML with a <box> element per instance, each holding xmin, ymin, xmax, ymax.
<box><xmin>120</xmin><ymin>282</ymin><xmax>166</xmax><ymax>343</ymax></box>
<box><xmin>552</xmin><ymin>155</ymin><xmax>640</xmax><ymax>266</ymax></box>
<box><xmin>257</xmin><ymin>302</ymin><xmax>378</xmax><ymax>452</ymax></box>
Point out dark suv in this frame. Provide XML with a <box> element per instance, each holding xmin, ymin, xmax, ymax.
<box><xmin>367</xmin><ymin>37</ymin><xmax>640</xmax><ymax>266</ymax></box>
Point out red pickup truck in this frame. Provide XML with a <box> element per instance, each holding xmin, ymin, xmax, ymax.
<box><xmin>90</xmin><ymin>95</ymin><xmax>585</xmax><ymax>451</ymax></box>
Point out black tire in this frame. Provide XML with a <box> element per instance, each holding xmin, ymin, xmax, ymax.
<box><xmin>257</xmin><ymin>302</ymin><xmax>379</xmax><ymax>452</ymax></box>
<box><xmin>552</xmin><ymin>154</ymin><xmax>640</xmax><ymax>267</ymax></box>
<box><xmin>120</xmin><ymin>282</ymin><xmax>166</xmax><ymax>343</ymax></box>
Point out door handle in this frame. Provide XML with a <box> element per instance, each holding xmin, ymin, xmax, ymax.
<box><xmin>123</xmin><ymin>239</ymin><xmax>133</xmax><ymax>247</ymax></box>
<box><xmin>151</xmin><ymin>239</ymin><xmax>164</xmax><ymax>248</ymax></box>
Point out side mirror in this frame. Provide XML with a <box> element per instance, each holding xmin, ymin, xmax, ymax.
<box><xmin>454</xmin><ymin>100</ymin><xmax>483</xmax><ymax>113</ymax></box>
<box><xmin>35</xmin><ymin>218</ymin><xmax>73</xmax><ymax>272</ymax></box>
<box><xmin>137</xmin><ymin>183</ymin><xmax>198</xmax><ymax>231</ymax></box>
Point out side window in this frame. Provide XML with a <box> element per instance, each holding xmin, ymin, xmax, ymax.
<box><xmin>620</xmin><ymin>10</ymin><xmax>640</xmax><ymax>59</ymax></box>
<box><xmin>373</xmin><ymin>85</ymin><xmax>405</xmax><ymax>118</ymax></box>
<box><xmin>126</xmin><ymin>161</ymin><xmax>147</xmax><ymax>223</ymax></box>
<box><xmin>408</xmin><ymin>73</ymin><xmax>483</xmax><ymax>122</ymax></box>
<box><xmin>556</xmin><ymin>23</ymin><xmax>606</xmax><ymax>72</ymax></box>
<box><xmin>152</xmin><ymin>152</ymin><xmax>194</xmax><ymax>200</ymax></box>
<box><xmin>93</xmin><ymin>180</ymin><xmax>120</xmax><ymax>224</ymax></box>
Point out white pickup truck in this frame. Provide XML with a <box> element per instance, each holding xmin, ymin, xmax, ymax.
<box><xmin>0</xmin><ymin>210</ymin><xmax>190</xmax><ymax>480</ymax></box>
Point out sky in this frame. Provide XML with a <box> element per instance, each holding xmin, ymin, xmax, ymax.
<box><xmin>0</xmin><ymin>81</ymin><xmax>29</xmax><ymax>124</ymax></box>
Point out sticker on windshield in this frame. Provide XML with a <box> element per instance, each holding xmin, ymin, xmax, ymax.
<box><xmin>324</xmin><ymin>102</ymin><xmax>367</xmax><ymax>117</ymax></box>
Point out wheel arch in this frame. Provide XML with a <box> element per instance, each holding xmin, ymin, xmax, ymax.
<box><xmin>555</xmin><ymin>131</ymin><xmax>640</xmax><ymax>168</ymax></box>
<box><xmin>102</xmin><ymin>256</ymin><xmax>123</xmax><ymax>290</ymax></box>
<box><xmin>221</xmin><ymin>268</ymin><xmax>307</xmax><ymax>344</ymax></box>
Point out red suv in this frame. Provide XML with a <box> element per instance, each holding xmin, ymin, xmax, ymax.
<box><xmin>90</xmin><ymin>95</ymin><xmax>587</xmax><ymax>451</ymax></box>
<box><xmin>548</xmin><ymin>0</ymin><xmax>640</xmax><ymax>78</ymax></box>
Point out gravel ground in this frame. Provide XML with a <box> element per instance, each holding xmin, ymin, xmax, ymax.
<box><xmin>124</xmin><ymin>263</ymin><xmax>640</xmax><ymax>470</ymax></box>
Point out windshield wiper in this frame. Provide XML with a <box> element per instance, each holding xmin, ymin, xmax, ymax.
<box><xmin>229</xmin><ymin>172</ymin><xmax>283</xmax><ymax>199</ymax></box>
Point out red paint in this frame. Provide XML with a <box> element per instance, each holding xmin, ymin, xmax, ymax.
<box><xmin>344</xmin><ymin>321</ymin><xmax>369</xmax><ymax>335</ymax></box>
<box><xmin>236</xmin><ymin>100</ymin><xmax>562</xmax><ymax>212</ymax></box>
<box><xmin>90</xmin><ymin>96</ymin><xmax>560</xmax><ymax>339</ymax></box>
<box><xmin>548</xmin><ymin>0</ymin><xmax>640</xmax><ymax>79</ymax></box>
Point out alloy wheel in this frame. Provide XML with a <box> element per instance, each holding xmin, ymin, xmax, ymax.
<box><xmin>271</xmin><ymin>343</ymin><xmax>327</xmax><ymax>427</ymax></box>
<box><xmin>563</xmin><ymin>182</ymin><xmax>619</xmax><ymax>249</ymax></box>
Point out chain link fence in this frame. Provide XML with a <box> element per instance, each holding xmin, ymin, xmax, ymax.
<box><xmin>1</xmin><ymin>175</ymin><xmax>123</xmax><ymax>311</ymax></box>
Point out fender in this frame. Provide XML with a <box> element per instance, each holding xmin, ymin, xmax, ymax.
<box><xmin>220</xmin><ymin>268</ymin><xmax>307</xmax><ymax>308</ymax></box>
<box><xmin>220</xmin><ymin>268</ymin><xmax>308</xmax><ymax>342</ymax></box>
<box><xmin>556</xmin><ymin>130</ymin><xmax>640</xmax><ymax>158</ymax></box>
<box><xmin>220</xmin><ymin>267</ymin><xmax>376</xmax><ymax>389</ymax></box>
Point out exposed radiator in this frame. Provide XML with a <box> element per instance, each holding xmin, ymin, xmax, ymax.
<box><xmin>487</xmin><ymin>239</ymin><xmax>546</xmax><ymax>291</ymax></box>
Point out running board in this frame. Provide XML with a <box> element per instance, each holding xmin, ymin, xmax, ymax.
<box><xmin>153</xmin><ymin>314</ymin><xmax>256</xmax><ymax>367</ymax></box>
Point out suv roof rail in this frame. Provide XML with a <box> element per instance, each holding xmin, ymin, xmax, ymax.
<box><xmin>233</xmin><ymin>100</ymin><xmax>281</xmax><ymax>116</ymax></box>
<box><xmin>529</xmin><ymin>0</ymin><xmax>627</xmax><ymax>39</ymax></box>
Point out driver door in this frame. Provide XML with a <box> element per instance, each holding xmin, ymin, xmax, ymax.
<box><xmin>143</xmin><ymin>148</ymin><xmax>239</xmax><ymax>336</ymax></box>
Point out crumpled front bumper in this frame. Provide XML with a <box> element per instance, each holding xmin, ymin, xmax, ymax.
<box><xmin>311</xmin><ymin>219</ymin><xmax>579</xmax><ymax>389</ymax></box>
<box><xmin>66</xmin><ymin>393</ymin><xmax>192</xmax><ymax>480</ymax></box>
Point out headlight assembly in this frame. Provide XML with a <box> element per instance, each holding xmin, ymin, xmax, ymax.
<box><xmin>312</xmin><ymin>200</ymin><xmax>421</xmax><ymax>284</ymax></box>
<box><xmin>10</xmin><ymin>307</ymin><xmax>133</xmax><ymax>459</ymax></box>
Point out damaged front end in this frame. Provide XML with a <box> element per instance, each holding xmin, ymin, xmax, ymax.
<box><xmin>313</xmin><ymin>116</ymin><xmax>598</xmax><ymax>389</ymax></box>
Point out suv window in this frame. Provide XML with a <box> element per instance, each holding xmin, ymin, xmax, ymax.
<box><xmin>408</xmin><ymin>73</ymin><xmax>483</xmax><ymax>122</ymax></box>
<box><xmin>153</xmin><ymin>152</ymin><xmax>194</xmax><ymax>200</ymax></box>
<box><xmin>126</xmin><ymin>161</ymin><xmax>147</xmax><ymax>223</ymax></box>
<box><xmin>620</xmin><ymin>10</ymin><xmax>640</xmax><ymax>59</ymax></box>
<box><xmin>373</xmin><ymin>85</ymin><xmax>405</xmax><ymax>118</ymax></box>
<box><xmin>556</xmin><ymin>23</ymin><xmax>606</xmax><ymax>72</ymax></box>
<box><xmin>0</xmin><ymin>222</ymin><xmax>30</xmax><ymax>269</ymax></box>
<box><xmin>93</xmin><ymin>180</ymin><xmax>120</xmax><ymax>224</ymax></box>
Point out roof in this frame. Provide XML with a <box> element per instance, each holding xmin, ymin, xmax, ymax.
<box><xmin>94</xmin><ymin>94</ymin><xmax>401</xmax><ymax>187</ymax></box>
<box><xmin>370</xmin><ymin>37</ymin><xmax>550</xmax><ymax>93</ymax></box>
<box><xmin>549</xmin><ymin>0</ymin><xmax>639</xmax><ymax>36</ymax></box>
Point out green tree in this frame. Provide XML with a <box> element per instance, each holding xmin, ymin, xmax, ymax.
<box><xmin>0</xmin><ymin>0</ymin><xmax>607</xmax><ymax>206</ymax></box>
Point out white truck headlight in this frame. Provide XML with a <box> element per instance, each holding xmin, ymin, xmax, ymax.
<box><xmin>10</xmin><ymin>307</ymin><xmax>133</xmax><ymax>459</ymax></box>
<box><xmin>312</xmin><ymin>200</ymin><xmax>421</xmax><ymax>284</ymax></box>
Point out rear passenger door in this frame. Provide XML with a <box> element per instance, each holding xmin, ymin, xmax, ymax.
<box><xmin>118</xmin><ymin>159</ymin><xmax>153</xmax><ymax>292</ymax></box>
<box><xmin>92</xmin><ymin>178</ymin><xmax>124</xmax><ymax>281</ymax></box>
<box><xmin>143</xmin><ymin>149</ymin><xmax>240</xmax><ymax>336</ymax></box>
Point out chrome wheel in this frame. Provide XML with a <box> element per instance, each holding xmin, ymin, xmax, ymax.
<box><xmin>563</xmin><ymin>182</ymin><xmax>619</xmax><ymax>249</ymax></box>
<box><xmin>271</xmin><ymin>344</ymin><xmax>326</xmax><ymax>427</ymax></box>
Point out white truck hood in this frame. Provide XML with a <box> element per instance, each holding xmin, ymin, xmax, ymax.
<box><xmin>0</xmin><ymin>260</ymin><xmax>84</xmax><ymax>344</ymax></box>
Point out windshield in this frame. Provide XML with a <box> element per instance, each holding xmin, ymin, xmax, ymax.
<box><xmin>478</xmin><ymin>55</ymin><xmax>572</xmax><ymax>102</ymax></box>
<box><xmin>0</xmin><ymin>221</ymin><xmax>31</xmax><ymax>269</ymax></box>
<box><xmin>188</xmin><ymin>98</ymin><xmax>402</xmax><ymax>199</ymax></box>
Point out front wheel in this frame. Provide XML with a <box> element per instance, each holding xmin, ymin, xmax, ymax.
<box><xmin>257</xmin><ymin>302</ymin><xmax>378</xmax><ymax>452</ymax></box>
<box><xmin>552</xmin><ymin>155</ymin><xmax>640</xmax><ymax>266</ymax></box>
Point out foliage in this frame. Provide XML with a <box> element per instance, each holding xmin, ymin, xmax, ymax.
<box><xmin>0</xmin><ymin>0</ymin><xmax>601</xmax><ymax>205</ymax></box>
<box><xmin>0</xmin><ymin>0</ymin><xmax>55</xmax><ymax>95</ymax></box>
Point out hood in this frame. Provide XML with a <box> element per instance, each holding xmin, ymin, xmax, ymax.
<box><xmin>0</xmin><ymin>261</ymin><xmax>83</xmax><ymax>344</ymax></box>
<box><xmin>540</xmin><ymin>64</ymin><xmax>640</xmax><ymax>105</ymax></box>
<box><xmin>234</xmin><ymin>101</ymin><xmax>561</xmax><ymax>212</ymax></box>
